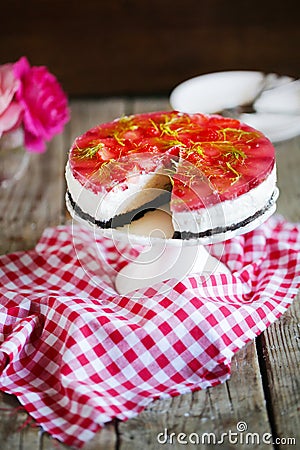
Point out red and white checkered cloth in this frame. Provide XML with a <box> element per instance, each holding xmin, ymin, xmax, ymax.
<box><xmin>0</xmin><ymin>215</ymin><xmax>300</xmax><ymax>448</ymax></box>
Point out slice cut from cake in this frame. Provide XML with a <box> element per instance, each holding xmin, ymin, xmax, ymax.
<box><xmin>66</xmin><ymin>160</ymin><xmax>172</xmax><ymax>228</ymax></box>
<box><xmin>66</xmin><ymin>111</ymin><xmax>277</xmax><ymax>240</ymax></box>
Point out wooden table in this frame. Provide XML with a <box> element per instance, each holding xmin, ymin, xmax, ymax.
<box><xmin>0</xmin><ymin>97</ymin><xmax>299</xmax><ymax>449</ymax></box>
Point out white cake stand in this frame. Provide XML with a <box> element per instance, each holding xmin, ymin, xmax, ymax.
<box><xmin>113</xmin><ymin>214</ymin><xmax>230</xmax><ymax>295</ymax></box>
<box><xmin>69</xmin><ymin>187</ymin><xmax>278</xmax><ymax>296</ymax></box>
<box><xmin>115</xmin><ymin>203</ymin><xmax>278</xmax><ymax>295</ymax></box>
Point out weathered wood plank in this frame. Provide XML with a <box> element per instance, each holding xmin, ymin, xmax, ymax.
<box><xmin>41</xmin><ymin>432</ymin><xmax>73</xmax><ymax>450</ymax></box>
<box><xmin>258</xmin><ymin>136</ymin><xmax>300</xmax><ymax>449</ymax></box>
<box><xmin>0</xmin><ymin>391</ymin><xmax>117</xmax><ymax>450</ymax></box>
<box><xmin>130</xmin><ymin>97</ymin><xmax>170</xmax><ymax>114</ymax></box>
<box><xmin>259</xmin><ymin>298</ymin><xmax>300</xmax><ymax>449</ymax></box>
<box><xmin>118</xmin><ymin>342</ymin><xmax>272</xmax><ymax>449</ymax></box>
<box><xmin>0</xmin><ymin>392</ymin><xmax>40</xmax><ymax>450</ymax></box>
<box><xmin>68</xmin><ymin>98</ymin><xmax>127</xmax><ymax>143</ymax></box>
<box><xmin>79</xmin><ymin>424</ymin><xmax>117</xmax><ymax>450</ymax></box>
<box><xmin>0</xmin><ymin>132</ymin><xmax>67</xmax><ymax>254</ymax></box>
<box><xmin>275</xmin><ymin>137</ymin><xmax>300</xmax><ymax>223</ymax></box>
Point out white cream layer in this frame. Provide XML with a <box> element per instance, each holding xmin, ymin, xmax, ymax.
<box><xmin>65</xmin><ymin>162</ymin><xmax>170</xmax><ymax>221</ymax></box>
<box><xmin>66</xmin><ymin>162</ymin><xmax>277</xmax><ymax>231</ymax></box>
<box><xmin>172</xmin><ymin>165</ymin><xmax>277</xmax><ymax>233</ymax></box>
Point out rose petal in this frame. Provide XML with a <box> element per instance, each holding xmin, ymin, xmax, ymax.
<box><xmin>24</xmin><ymin>129</ymin><xmax>46</xmax><ymax>153</ymax></box>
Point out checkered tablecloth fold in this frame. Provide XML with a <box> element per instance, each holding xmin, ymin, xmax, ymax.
<box><xmin>0</xmin><ymin>215</ymin><xmax>300</xmax><ymax>448</ymax></box>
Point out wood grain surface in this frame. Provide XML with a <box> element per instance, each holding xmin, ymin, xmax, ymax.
<box><xmin>0</xmin><ymin>97</ymin><xmax>299</xmax><ymax>449</ymax></box>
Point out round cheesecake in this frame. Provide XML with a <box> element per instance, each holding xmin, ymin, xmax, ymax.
<box><xmin>66</xmin><ymin>111</ymin><xmax>278</xmax><ymax>240</ymax></box>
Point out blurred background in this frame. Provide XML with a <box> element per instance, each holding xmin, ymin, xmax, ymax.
<box><xmin>1</xmin><ymin>0</ymin><xmax>300</xmax><ymax>98</ymax></box>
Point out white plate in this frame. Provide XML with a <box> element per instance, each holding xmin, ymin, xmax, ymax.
<box><xmin>169</xmin><ymin>71</ymin><xmax>300</xmax><ymax>143</ymax></box>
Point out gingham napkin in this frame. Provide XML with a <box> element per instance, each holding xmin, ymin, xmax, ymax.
<box><xmin>0</xmin><ymin>215</ymin><xmax>299</xmax><ymax>448</ymax></box>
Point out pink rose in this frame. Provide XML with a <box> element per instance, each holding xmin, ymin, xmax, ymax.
<box><xmin>14</xmin><ymin>57</ymin><xmax>70</xmax><ymax>152</ymax></box>
<box><xmin>0</xmin><ymin>63</ymin><xmax>24</xmax><ymax>139</ymax></box>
